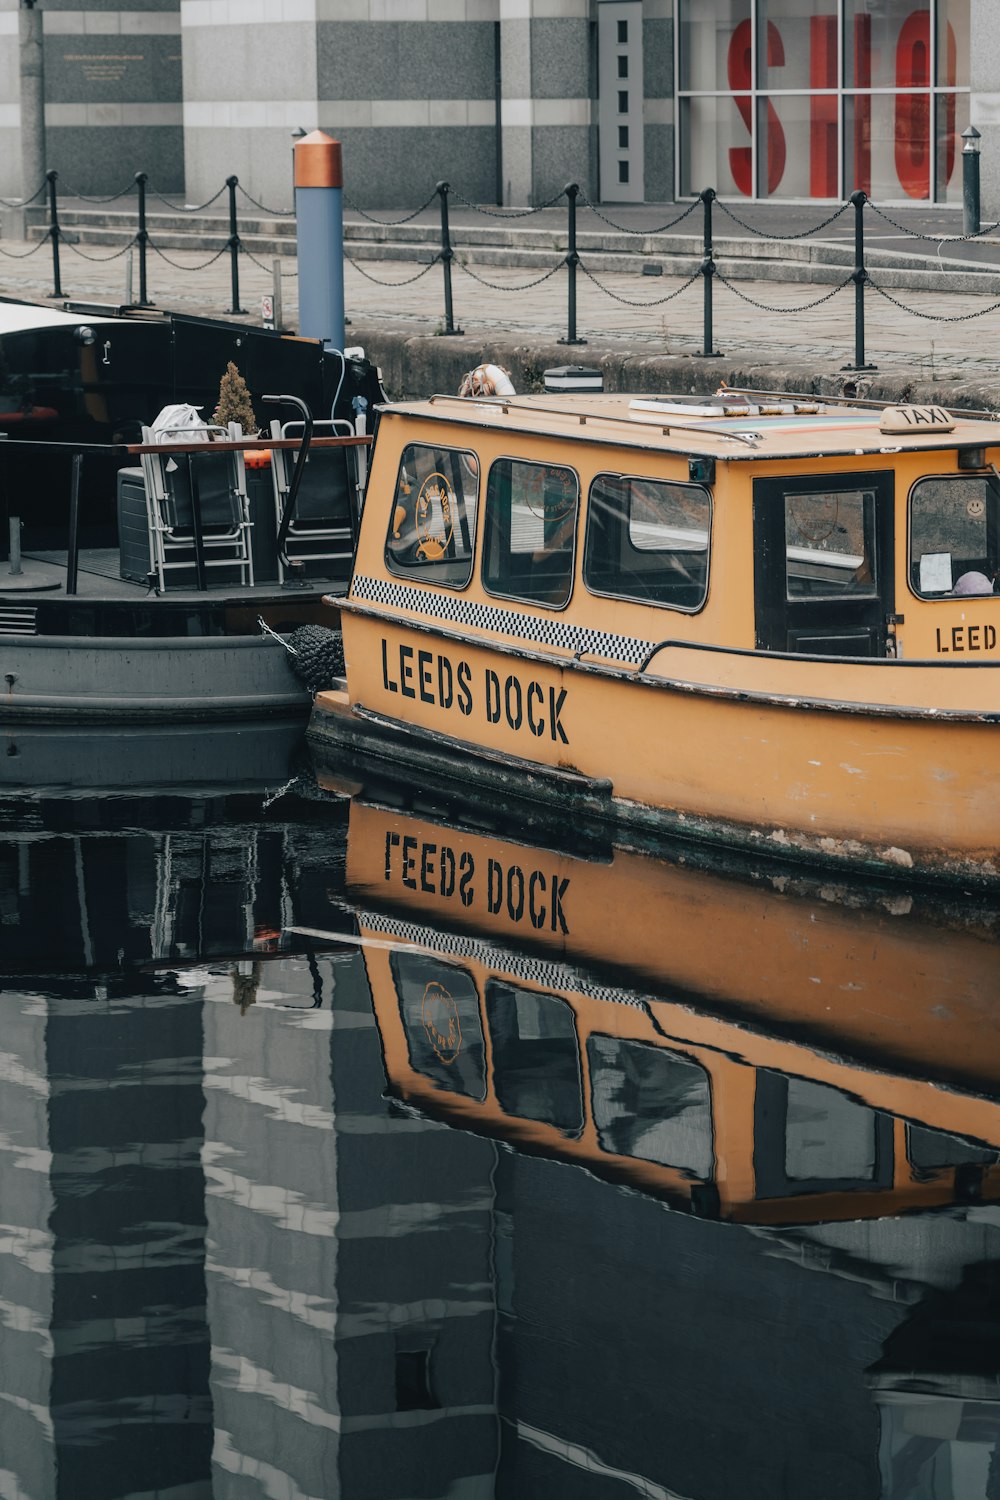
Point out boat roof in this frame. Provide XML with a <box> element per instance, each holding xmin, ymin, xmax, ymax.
<box><xmin>0</xmin><ymin>299</ymin><xmax>125</xmax><ymax>334</ymax></box>
<box><xmin>382</xmin><ymin>391</ymin><xmax>1000</xmax><ymax>463</ymax></box>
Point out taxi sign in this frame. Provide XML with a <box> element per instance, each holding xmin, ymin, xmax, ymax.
<box><xmin>879</xmin><ymin>404</ymin><xmax>955</xmax><ymax>434</ymax></box>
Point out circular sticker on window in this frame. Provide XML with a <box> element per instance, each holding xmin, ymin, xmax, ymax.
<box><xmin>968</xmin><ymin>496</ymin><xmax>986</xmax><ymax>519</ymax></box>
<box><xmin>525</xmin><ymin>466</ymin><xmax>577</xmax><ymax>523</ymax></box>
<box><xmin>415</xmin><ymin>473</ymin><xmax>455</xmax><ymax>560</ymax></box>
<box><xmin>421</xmin><ymin>981</ymin><xmax>462</xmax><ymax>1065</ymax></box>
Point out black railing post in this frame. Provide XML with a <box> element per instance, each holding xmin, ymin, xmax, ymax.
<box><xmin>226</xmin><ymin>174</ymin><xmax>245</xmax><ymax>315</ymax></box>
<box><xmin>134</xmin><ymin>171</ymin><xmax>153</xmax><ymax>307</ymax></box>
<box><xmin>46</xmin><ymin>170</ymin><xmax>62</xmax><ymax>299</ymax></box>
<box><xmin>435</xmin><ymin>181</ymin><xmax>463</xmax><ymax>335</ymax></box>
<box><xmin>843</xmin><ymin>189</ymin><xmax>875</xmax><ymax>371</ymax></box>
<box><xmin>558</xmin><ymin>182</ymin><xmax>586</xmax><ymax>346</ymax></box>
<box><xmin>698</xmin><ymin>188</ymin><xmax>722</xmax><ymax>357</ymax></box>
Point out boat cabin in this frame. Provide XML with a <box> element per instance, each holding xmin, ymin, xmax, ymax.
<box><xmin>351</xmin><ymin>390</ymin><xmax>1000</xmax><ymax>668</ymax></box>
<box><xmin>313</xmin><ymin>389</ymin><xmax>1000</xmax><ymax>886</ymax></box>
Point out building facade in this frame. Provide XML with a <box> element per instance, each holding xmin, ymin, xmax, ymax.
<box><xmin>1</xmin><ymin>0</ymin><xmax>998</xmax><ymax>214</ymax></box>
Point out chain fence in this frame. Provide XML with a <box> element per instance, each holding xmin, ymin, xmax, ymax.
<box><xmin>866</xmin><ymin>200</ymin><xmax>999</xmax><ymax>243</ymax></box>
<box><xmin>3</xmin><ymin>172</ymin><xmax>999</xmax><ymax>363</ymax></box>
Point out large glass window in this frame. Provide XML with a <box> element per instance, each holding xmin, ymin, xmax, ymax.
<box><xmin>909</xmin><ymin>475</ymin><xmax>1000</xmax><ymax>599</ymax></box>
<box><xmin>677</xmin><ymin>0</ymin><xmax>970</xmax><ymax>202</ymax></box>
<box><xmin>482</xmin><ymin>458</ymin><xmax>579</xmax><ymax>609</ymax></box>
<box><xmin>386</xmin><ymin>442</ymin><xmax>479</xmax><ymax>588</ymax></box>
<box><xmin>585</xmin><ymin>472</ymin><xmax>711</xmax><ymax>611</ymax></box>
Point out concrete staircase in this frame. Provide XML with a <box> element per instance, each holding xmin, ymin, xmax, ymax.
<box><xmin>24</xmin><ymin>202</ymin><xmax>1000</xmax><ymax>294</ymax></box>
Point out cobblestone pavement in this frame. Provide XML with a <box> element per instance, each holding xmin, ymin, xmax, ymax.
<box><xmin>2</xmin><ymin>235</ymin><xmax>1000</xmax><ymax>376</ymax></box>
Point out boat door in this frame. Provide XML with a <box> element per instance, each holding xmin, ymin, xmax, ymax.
<box><xmin>752</xmin><ymin>470</ymin><xmax>895</xmax><ymax>656</ymax></box>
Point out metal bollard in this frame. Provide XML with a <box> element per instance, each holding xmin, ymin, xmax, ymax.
<box><xmin>558</xmin><ymin>182</ymin><xmax>585</xmax><ymax>346</ymax></box>
<box><xmin>46</xmin><ymin>170</ymin><xmax>62</xmax><ymax>299</ymax></box>
<box><xmin>963</xmin><ymin>126</ymin><xmax>981</xmax><ymax>237</ymax></box>
<box><xmin>226</xmin><ymin>174</ymin><xmax>245</xmax><ymax>315</ymax></box>
<box><xmin>435</xmin><ymin>181</ymin><xmax>463</xmax><ymax>336</ymax></box>
<box><xmin>134</xmin><ymin>171</ymin><xmax>153</xmax><ymax>306</ymax></box>
<box><xmin>698</xmin><ymin>187</ymin><xmax>721</xmax><ymax>358</ymax></box>
<box><xmin>842</xmin><ymin>189</ymin><xmax>875</xmax><ymax>372</ymax></box>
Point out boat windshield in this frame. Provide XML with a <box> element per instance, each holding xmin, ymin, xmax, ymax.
<box><xmin>909</xmin><ymin>474</ymin><xmax>1000</xmax><ymax>599</ymax></box>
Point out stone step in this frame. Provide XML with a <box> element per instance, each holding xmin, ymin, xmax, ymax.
<box><xmin>20</xmin><ymin>206</ymin><xmax>1000</xmax><ymax>292</ymax></box>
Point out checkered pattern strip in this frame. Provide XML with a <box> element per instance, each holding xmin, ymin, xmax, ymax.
<box><xmin>359</xmin><ymin>908</ymin><xmax>647</xmax><ymax>1011</ymax></box>
<box><xmin>350</xmin><ymin>575</ymin><xmax>654</xmax><ymax>667</ymax></box>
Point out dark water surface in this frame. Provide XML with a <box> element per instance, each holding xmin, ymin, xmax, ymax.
<box><xmin>2</xmin><ymin>736</ymin><xmax>1000</xmax><ymax>1500</ymax></box>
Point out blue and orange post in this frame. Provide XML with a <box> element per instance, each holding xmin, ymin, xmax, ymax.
<box><xmin>294</xmin><ymin>129</ymin><xmax>345</xmax><ymax>351</ymax></box>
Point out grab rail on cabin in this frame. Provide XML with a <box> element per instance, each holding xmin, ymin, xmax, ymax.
<box><xmin>426</xmin><ymin>393</ymin><xmax>760</xmax><ymax>447</ymax></box>
<box><xmin>633</xmin><ymin>637</ymin><xmax>977</xmax><ymax>673</ymax></box>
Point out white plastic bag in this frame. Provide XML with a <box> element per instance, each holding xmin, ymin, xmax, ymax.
<box><xmin>151</xmin><ymin>403</ymin><xmax>211</xmax><ymax>472</ymax></box>
<box><xmin>151</xmin><ymin>403</ymin><xmax>210</xmax><ymax>442</ymax></box>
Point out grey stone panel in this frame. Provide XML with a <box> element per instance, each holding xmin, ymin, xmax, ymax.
<box><xmin>183</xmin><ymin>129</ymin><xmax>300</xmax><ymax>209</ymax></box>
<box><xmin>971</xmin><ymin>0</ymin><xmax>1000</xmax><ymax>218</ymax></box>
<box><xmin>0</xmin><ymin>130</ymin><xmax>20</xmax><ymax>198</ymax></box>
<box><xmin>530</xmin><ymin>124</ymin><xmax>592</xmax><ymax>202</ymax></box>
<box><xmin>0</xmin><ymin>22</ymin><xmax>19</xmax><ymax>100</ymax></box>
<box><xmin>529</xmin><ymin>18</ymin><xmax>591</xmax><ymax>100</ymax></box>
<box><xmin>500</xmin><ymin>17</ymin><xmax>531</xmax><ymax>98</ymax></box>
<box><xmin>643</xmin><ymin>15</ymin><xmax>672</xmax><ymax>99</ymax></box>
<box><xmin>337</xmin><ymin>125</ymin><xmax>495</xmax><ymax>205</ymax></box>
<box><xmin>44</xmin><ymin>0</ymin><xmax>178</xmax><ymax>10</ymax></box>
<box><xmin>47</xmin><ymin>124</ymin><xmax>183</xmax><ymax>193</ymax></box>
<box><xmin>643</xmin><ymin>121</ymin><xmax>673</xmax><ymax>202</ymax></box>
<box><xmin>182</xmin><ymin>21</ymin><xmax>316</xmax><ymax>104</ymax></box>
<box><xmin>45</xmin><ymin>33</ymin><xmax>182</xmax><ymax>103</ymax></box>
<box><xmin>317</xmin><ymin>21</ymin><xmax>496</xmax><ymax>100</ymax></box>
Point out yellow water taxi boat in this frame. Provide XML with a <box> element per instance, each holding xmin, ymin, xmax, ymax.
<box><xmin>309</xmin><ymin>390</ymin><xmax>1000</xmax><ymax>886</ymax></box>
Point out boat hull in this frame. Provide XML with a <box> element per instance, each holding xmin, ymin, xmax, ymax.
<box><xmin>0</xmin><ymin>632</ymin><xmax>310</xmax><ymax>726</ymax></box>
<box><xmin>310</xmin><ymin>608</ymin><xmax>1000</xmax><ymax>887</ymax></box>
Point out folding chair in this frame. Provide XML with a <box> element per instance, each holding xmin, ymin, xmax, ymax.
<box><xmin>268</xmin><ymin>418</ymin><xmax>357</xmax><ymax>585</ymax></box>
<box><xmin>139</xmin><ymin>422</ymin><xmax>254</xmax><ymax>592</ymax></box>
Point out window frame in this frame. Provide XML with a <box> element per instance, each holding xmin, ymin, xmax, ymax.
<box><xmin>391</xmin><ymin>950</ymin><xmax>488</xmax><ymax>1103</ymax></box>
<box><xmin>481</xmin><ymin>453</ymin><xmax>581</xmax><ymax>613</ymax></box>
<box><xmin>586</xmin><ymin>1031</ymin><xmax>715</xmax><ymax>1178</ymax></box>
<box><xmin>583</xmin><ymin>469</ymin><xmax>713</xmax><ymax>615</ymax></box>
<box><xmin>384</xmin><ymin>440</ymin><xmax>482</xmax><ymax>592</ymax></box>
<box><xmin>485</xmin><ymin>979</ymin><xmax>585</xmax><ymax>1139</ymax></box>
<box><xmin>907</xmin><ymin>469</ymin><xmax>1000</xmax><ymax>603</ymax></box>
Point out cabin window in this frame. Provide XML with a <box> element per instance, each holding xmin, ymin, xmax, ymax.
<box><xmin>482</xmin><ymin>458</ymin><xmax>580</xmax><ymax>609</ymax></box>
<box><xmin>385</xmin><ymin>442</ymin><xmax>480</xmax><ymax>588</ymax></box>
<box><xmin>584</xmin><ymin>473</ymin><xmax>711</xmax><ymax>611</ymax></box>
<box><xmin>391</xmin><ymin>951</ymin><xmax>486</xmax><ymax>1101</ymax></box>
<box><xmin>783</xmin><ymin>488</ymin><xmax>879</xmax><ymax>600</ymax></box>
<box><xmin>587</xmin><ymin>1034</ymin><xmax>712</xmax><ymax>1177</ymax></box>
<box><xmin>909</xmin><ymin>474</ymin><xmax>999</xmax><ymax>599</ymax></box>
<box><xmin>485</xmin><ymin>982</ymin><xmax>583</xmax><ymax>1135</ymax></box>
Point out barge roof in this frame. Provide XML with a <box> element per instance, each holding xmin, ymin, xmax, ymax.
<box><xmin>381</xmin><ymin>392</ymin><xmax>1000</xmax><ymax>463</ymax></box>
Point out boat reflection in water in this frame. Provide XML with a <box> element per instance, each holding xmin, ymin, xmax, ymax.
<box><xmin>3</xmin><ymin>765</ymin><xmax>1000</xmax><ymax>1498</ymax></box>
<box><xmin>346</xmin><ymin>812</ymin><xmax>1000</xmax><ymax>1225</ymax></box>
